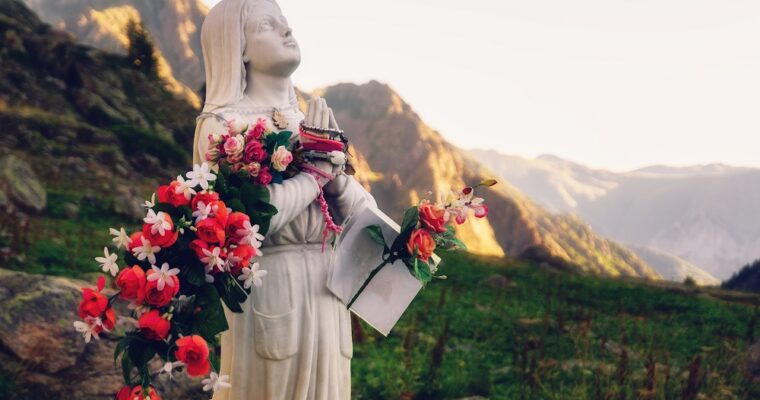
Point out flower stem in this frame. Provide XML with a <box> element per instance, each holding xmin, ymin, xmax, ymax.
<box><xmin>346</xmin><ymin>259</ymin><xmax>391</xmax><ymax>309</ymax></box>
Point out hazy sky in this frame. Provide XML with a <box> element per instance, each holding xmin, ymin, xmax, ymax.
<box><xmin>203</xmin><ymin>0</ymin><xmax>760</xmax><ymax>171</ymax></box>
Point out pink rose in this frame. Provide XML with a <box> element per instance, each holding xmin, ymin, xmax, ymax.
<box><xmin>270</xmin><ymin>145</ymin><xmax>293</xmax><ymax>172</ymax></box>
<box><xmin>245</xmin><ymin>161</ymin><xmax>261</xmax><ymax>177</ymax></box>
<box><xmin>247</xmin><ymin>118</ymin><xmax>268</xmax><ymax>140</ymax></box>
<box><xmin>223</xmin><ymin>135</ymin><xmax>245</xmax><ymax>163</ymax></box>
<box><xmin>244</xmin><ymin>140</ymin><xmax>267</xmax><ymax>163</ymax></box>
<box><xmin>258</xmin><ymin>166</ymin><xmax>272</xmax><ymax>185</ymax></box>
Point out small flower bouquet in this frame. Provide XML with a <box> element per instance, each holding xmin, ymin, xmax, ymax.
<box><xmin>347</xmin><ymin>179</ymin><xmax>497</xmax><ymax>308</ymax></box>
<box><xmin>205</xmin><ymin>117</ymin><xmax>299</xmax><ymax>185</ymax></box>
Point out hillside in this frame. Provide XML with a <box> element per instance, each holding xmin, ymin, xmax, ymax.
<box><xmin>2</xmin><ymin>252</ymin><xmax>758</xmax><ymax>399</ymax></box>
<box><xmin>471</xmin><ymin>149</ymin><xmax>760</xmax><ymax>279</ymax></box>
<box><xmin>324</xmin><ymin>82</ymin><xmax>659</xmax><ymax>279</ymax></box>
<box><xmin>723</xmin><ymin>259</ymin><xmax>760</xmax><ymax>293</ymax></box>
<box><xmin>0</xmin><ymin>0</ymin><xmax>197</xmax><ymax>276</ymax></box>
<box><xmin>22</xmin><ymin>0</ymin><xmax>208</xmax><ymax>106</ymax></box>
<box><xmin>627</xmin><ymin>244</ymin><xmax>719</xmax><ymax>286</ymax></box>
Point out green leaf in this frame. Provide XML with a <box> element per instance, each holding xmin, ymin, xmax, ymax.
<box><xmin>121</xmin><ymin>348</ymin><xmax>133</xmax><ymax>385</ymax></box>
<box><xmin>364</xmin><ymin>225</ymin><xmax>387</xmax><ymax>247</ymax></box>
<box><xmin>400</xmin><ymin>206</ymin><xmax>419</xmax><ymax>233</ymax></box>
<box><xmin>225</xmin><ymin>198</ymin><xmax>246</xmax><ymax>213</ymax></box>
<box><xmin>241</xmin><ymin>182</ymin><xmax>270</xmax><ymax>204</ymax></box>
<box><xmin>412</xmin><ymin>258</ymin><xmax>433</xmax><ymax>283</ymax></box>
<box><xmin>194</xmin><ymin>288</ymin><xmax>229</xmax><ymax>341</ymax></box>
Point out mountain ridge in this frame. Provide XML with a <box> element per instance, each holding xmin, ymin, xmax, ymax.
<box><xmin>470</xmin><ymin>148</ymin><xmax>760</xmax><ymax>279</ymax></box>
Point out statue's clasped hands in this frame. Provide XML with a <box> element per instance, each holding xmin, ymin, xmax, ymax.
<box><xmin>301</xmin><ymin>96</ymin><xmax>347</xmax><ymax>179</ymax></box>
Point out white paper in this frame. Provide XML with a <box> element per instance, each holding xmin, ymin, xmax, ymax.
<box><xmin>327</xmin><ymin>205</ymin><xmax>439</xmax><ymax>336</ymax></box>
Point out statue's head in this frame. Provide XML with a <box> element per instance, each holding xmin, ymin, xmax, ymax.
<box><xmin>200</xmin><ymin>0</ymin><xmax>299</xmax><ymax>111</ymax></box>
<box><xmin>242</xmin><ymin>0</ymin><xmax>300</xmax><ymax>77</ymax></box>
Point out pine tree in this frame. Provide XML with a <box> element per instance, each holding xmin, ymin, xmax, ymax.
<box><xmin>125</xmin><ymin>19</ymin><xmax>159</xmax><ymax>80</ymax></box>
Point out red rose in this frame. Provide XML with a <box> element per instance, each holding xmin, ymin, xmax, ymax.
<box><xmin>144</xmin><ymin>269</ymin><xmax>180</xmax><ymax>307</ymax></box>
<box><xmin>196</xmin><ymin>218</ymin><xmax>225</xmax><ymax>244</ymax></box>
<box><xmin>157</xmin><ymin>182</ymin><xmax>190</xmax><ymax>208</ymax></box>
<box><xmin>138</xmin><ymin>309</ymin><xmax>170</xmax><ymax>340</ymax></box>
<box><xmin>210</xmin><ymin>200</ymin><xmax>229</xmax><ymax>226</ymax></box>
<box><xmin>418</xmin><ymin>201</ymin><xmax>447</xmax><ymax>233</ymax></box>
<box><xmin>142</xmin><ymin>213</ymin><xmax>178</xmax><ymax>248</ymax></box>
<box><xmin>175</xmin><ymin>335</ymin><xmax>211</xmax><ymax>377</ymax></box>
<box><xmin>257</xmin><ymin>166</ymin><xmax>272</xmax><ymax>185</ymax></box>
<box><xmin>78</xmin><ymin>276</ymin><xmax>107</xmax><ymax>319</ymax></box>
<box><xmin>189</xmin><ymin>239</ymin><xmax>209</xmax><ymax>259</ymax></box>
<box><xmin>225</xmin><ymin>212</ymin><xmax>250</xmax><ymax>243</ymax></box>
<box><xmin>116</xmin><ymin>265</ymin><xmax>146</xmax><ymax>303</ymax></box>
<box><xmin>228</xmin><ymin>244</ymin><xmax>255</xmax><ymax>275</ymax></box>
<box><xmin>127</xmin><ymin>232</ymin><xmax>143</xmax><ymax>252</ymax></box>
<box><xmin>128</xmin><ymin>385</ymin><xmax>161</xmax><ymax>400</ymax></box>
<box><xmin>191</xmin><ymin>190</ymin><xmax>220</xmax><ymax>210</ymax></box>
<box><xmin>406</xmin><ymin>228</ymin><xmax>436</xmax><ymax>262</ymax></box>
<box><xmin>93</xmin><ymin>307</ymin><xmax>117</xmax><ymax>334</ymax></box>
<box><xmin>244</xmin><ymin>140</ymin><xmax>267</xmax><ymax>163</ymax></box>
<box><xmin>116</xmin><ymin>386</ymin><xmax>132</xmax><ymax>400</ymax></box>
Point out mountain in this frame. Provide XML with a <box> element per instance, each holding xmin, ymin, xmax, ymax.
<box><xmin>626</xmin><ymin>244</ymin><xmax>719</xmax><ymax>286</ymax></box>
<box><xmin>22</xmin><ymin>0</ymin><xmax>208</xmax><ymax>106</ymax></box>
<box><xmin>470</xmin><ymin>149</ymin><xmax>760</xmax><ymax>280</ymax></box>
<box><xmin>723</xmin><ymin>259</ymin><xmax>760</xmax><ymax>293</ymax></box>
<box><xmin>323</xmin><ymin>82</ymin><xmax>659</xmax><ymax>279</ymax></box>
<box><xmin>0</xmin><ymin>0</ymin><xmax>197</xmax><ymax>223</ymax></box>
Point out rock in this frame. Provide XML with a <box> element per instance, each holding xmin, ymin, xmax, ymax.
<box><xmin>0</xmin><ymin>154</ymin><xmax>46</xmax><ymax>212</ymax></box>
<box><xmin>63</xmin><ymin>202</ymin><xmax>79</xmax><ymax>219</ymax></box>
<box><xmin>485</xmin><ymin>274</ymin><xmax>514</xmax><ymax>290</ymax></box>
<box><xmin>0</xmin><ymin>268</ymin><xmax>205</xmax><ymax>399</ymax></box>
<box><xmin>112</xmin><ymin>184</ymin><xmax>145</xmax><ymax>220</ymax></box>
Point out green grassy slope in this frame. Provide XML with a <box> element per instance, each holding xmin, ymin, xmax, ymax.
<box><xmin>352</xmin><ymin>252</ymin><xmax>760</xmax><ymax>399</ymax></box>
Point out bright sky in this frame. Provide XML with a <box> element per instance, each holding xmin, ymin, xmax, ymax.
<box><xmin>203</xmin><ymin>0</ymin><xmax>760</xmax><ymax>171</ymax></box>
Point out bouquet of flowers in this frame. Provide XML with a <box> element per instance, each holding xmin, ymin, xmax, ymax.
<box><xmin>347</xmin><ymin>179</ymin><xmax>497</xmax><ymax>308</ymax></box>
<box><xmin>73</xmin><ymin>117</ymin><xmax>303</xmax><ymax>399</ymax></box>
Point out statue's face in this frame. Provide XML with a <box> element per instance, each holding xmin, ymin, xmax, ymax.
<box><xmin>242</xmin><ymin>1</ymin><xmax>301</xmax><ymax>77</ymax></box>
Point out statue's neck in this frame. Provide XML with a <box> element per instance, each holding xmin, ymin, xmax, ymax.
<box><xmin>244</xmin><ymin>70</ymin><xmax>292</xmax><ymax>108</ymax></box>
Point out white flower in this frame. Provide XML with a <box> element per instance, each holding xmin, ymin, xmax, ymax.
<box><xmin>95</xmin><ymin>247</ymin><xmax>119</xmax><ymax>276</ymax></box>
<box><xmin>173</xmin><ymin>294</ymin><xmax>193</xmax><ymax>312</ymax></box>
<box><xmin>192</xmin><ymin>201</ymin><xmax>213</xmax><ymax>224</ymax></box>
<box><xmin>237</xmin><ymin>262</ymin><xmax>267</xmax><ymax>289</ymax></box>
<box><xmin>223</xmin><ymin>252</ymin><xmax>242</xmax><ymax>272</ymax></box>
<box><xmin>144</xmin><ymin>210</ymin><xmax>171</xmax><ymax>236</ymax></box>
<box><xmin>175</xmin><ymin>175</ymin><xmax>197</xmax><ymax>200</ymax></box>
<box><xmin>160</xmin><ymin>361</ymin><xmax>185</xmax><ymax>379</ymax></box>
<box><xmin>109</xmin><ymin>227</ymin><xmax>132</xmax><ymax>249</ymax></box>
<box><xmin>147</xmin><ymin>262</ymin><xmax>180</xmax><ymax>291</ymax></box>
<box><xmin>73</xmin><ymin>316</ymin><xmax>103</xmax><ymax>343</ymax></box>
<box><xmin>236</xmin><ymin>220</ymin><xmax>265</xmax><ymax>251</ymax></box>
<box><xmin>201</xmin><ymin>247</ymin><xmax>225</xmax><ymax>273</ymax></box>
<box><xmin>142</xmin><ymin>192</ymin><xmax>156</xmax><ymax>209</ymax></box>
<box><xmin>186</xmin><ymin>163</ymin><xmax>216</xmax><ymax>191</ymax></box>
<box><xmin>133</xmin><ymin>236</ymin><xmax>160</xmax><ymax>265</ymax></box>
<box><xmin>202</xmin><ymin>372</ymin><xmax>231</xmax><ymax>392</ymax></box>
<box><xmin>128</xmin><ymin>301</ymin><xmax>150</xmax><ymax>317</ymax></box>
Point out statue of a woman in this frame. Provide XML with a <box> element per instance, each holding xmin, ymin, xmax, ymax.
<box><xmin>192</xmin><ymin>0</ymin><xmax>377</xmax><ymax>398</ymax></box>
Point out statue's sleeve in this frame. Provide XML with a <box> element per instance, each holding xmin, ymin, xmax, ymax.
<box><xmin>325</xmin><ymin>174</ymin><xmax>378</xmax><ymax>225</ymax></box>
<box><xmin>266</xmin><ymin>172</ymin><xmax>322</xmax><ymax>234</ymax></box>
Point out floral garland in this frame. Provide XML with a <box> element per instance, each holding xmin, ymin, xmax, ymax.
<box><xmin>73</xmin><ymin>117</ymin><xmax>301</xmax><ymax>399</ymax></box>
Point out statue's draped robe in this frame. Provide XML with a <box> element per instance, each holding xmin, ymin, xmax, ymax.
<box><xmin>195</xmin><ymin>106</ymin><xmax>376</xmax><ymax>400</ymax></box>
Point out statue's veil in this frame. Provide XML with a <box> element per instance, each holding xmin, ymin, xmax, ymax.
<box><xmin>193</xmin><ymin>0</ymin><xmax>298</xmax><ymax>163</ymax></box>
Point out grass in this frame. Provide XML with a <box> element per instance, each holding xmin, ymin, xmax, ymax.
<box><xmin>4</xmin><ymin>211</ymin><xmax>759</xmax><ymax>399</ymax></box>
<box><xmin>351</xmin><ymin>252</ymin><xmax>760</xmax><ymax>399</ymax></box>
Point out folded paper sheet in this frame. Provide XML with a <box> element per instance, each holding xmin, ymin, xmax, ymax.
<box><xmin>327</xmin><ymin>205</ymin><xmax>439</xmax><ymax>336</ymax></box>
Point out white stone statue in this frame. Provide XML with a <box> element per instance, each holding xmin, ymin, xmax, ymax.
<box><xmin>192</xmin><ymin>0</ymin><xmax>377</xmax><ymax>398</ymax></box>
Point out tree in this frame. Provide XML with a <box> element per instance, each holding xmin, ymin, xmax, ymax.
<box><xmin>125</xmin><ymin>19</ymin><xmax>159</xmax><ymax>80</ymax></box>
